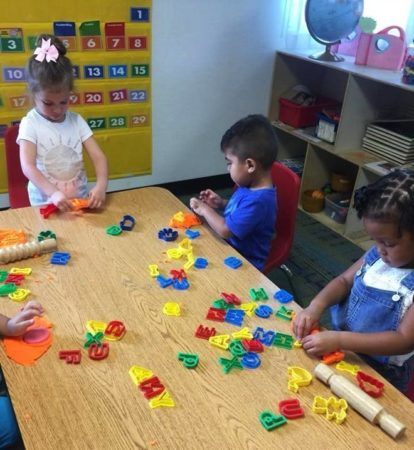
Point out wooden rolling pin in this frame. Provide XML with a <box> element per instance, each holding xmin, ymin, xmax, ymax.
<box><xmin>314</xmin><ymin>363</ymin><xmax>406</xmax><ymax>439</ymax></box>
<box><xmin>0</xmin><ymin>238</ymin><xmax>57</xmax><ymax>264</ymax></box>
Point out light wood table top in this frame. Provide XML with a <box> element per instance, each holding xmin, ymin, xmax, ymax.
<box><xmin>0</xmin><ymin>187</ymin><xmax>413</xmax><ymax>449</ymax></box>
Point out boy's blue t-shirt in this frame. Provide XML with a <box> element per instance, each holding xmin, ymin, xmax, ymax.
<box><xmin>224</xmin><ymin>186</ymin><xmax>277</xmax><ymax>271</ymax></box>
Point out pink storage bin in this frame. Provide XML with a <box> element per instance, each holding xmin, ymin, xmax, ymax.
<box><xmin>355</xmin><ymin>32</ymin><xmax>372</xmax><ymax>65</ymax></box>
<box><xmin>360</xmin><ymin>26</ymin><xmax>407</xmax><ymax>70</ymax></box>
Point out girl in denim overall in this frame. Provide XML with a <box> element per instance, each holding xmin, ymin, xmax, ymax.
<box><xmin>293</xmin><ymin>169</ymin><xmax>414</xmax><ymax>394</ymax></box>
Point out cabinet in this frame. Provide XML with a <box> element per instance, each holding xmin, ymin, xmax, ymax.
<box><xmin>268</xmin><ymin>50</ymin><xmax>414</xmax><ymax>250</ymax></box>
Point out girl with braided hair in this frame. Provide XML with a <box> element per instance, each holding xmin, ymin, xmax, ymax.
<box><xmin>294</xmin><ymin>169</ymin><xmax>414</xmax><ymax>393</ymax></box>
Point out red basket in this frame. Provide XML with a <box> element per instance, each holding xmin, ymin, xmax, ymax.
<box><xmin>279</xmin><ymin>97</ymin><xmax>339</xmax><ymax>128</ymax></box>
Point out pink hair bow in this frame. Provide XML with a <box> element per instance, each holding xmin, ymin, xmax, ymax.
<box><xmin>34</xmin><ymin>38</ymin><xmax>59</xmax><ymax>63</ymax></box>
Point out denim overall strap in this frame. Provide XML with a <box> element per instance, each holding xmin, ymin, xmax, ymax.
<box><xmin>330</xmin><ymin>246</ymin><xmax>402</xmax><ymax>364</ymax></box>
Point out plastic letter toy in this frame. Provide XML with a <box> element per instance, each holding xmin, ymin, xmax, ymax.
<box><xmin>312</xmin><ymin>396</ymin><xmax>348</xmax><ymax>424</ymax></box>
<box><xmin>104</xmin><ymin>320</ymin><xmax>126</xmax><ymax>341</ymax></box>
<box><xmin>156</xmin><ymin>275</ymin><xmax>174</xmax><ymax>288</ymax></box>
<box><xmin>70</xmin><ymin>198</ymin><xmax>89</xmax><ymax>211</ymax></box>
<box><xmin>139</xmin><ymin>376</ymin><xmax>165</xmax><ymax>399</ymax></box>
<box><xmin>149</xmin><ymin>390</ymin><xmax>175</xmax><ymax>408</ymax></box>
<box><xmin>224</xmin><ymin>309</ymin><xmax>245</xmax><ymax>326</ymax></box>
<box><xmin>241</xmin><ymin>339</ymin><xmax>264</xmax><ymax>353</ymax></box>
<box><xmin>224</xmin><ymin>256</ymin><xmax>242</xmax><ymax>269</ymax></box>
<box><xmin>9</xmin><ymin>267</ymin><xmax>32</xmax><ymax>275</ymax></box>
<box><xmin>119</xmin><ymin>214</ymin><xmax>136</xmax><ymax>231</ymax></box>
<box><xmin>253</xmin><ymin>327</ymin><xmax>276</xmax><ymax>346</ymax></box>
<box><xmin>336</xmin><ymin>360</ymin><xmax>360</xmax><ymax>375</ymax></box>
<box><xmin>185</xmin><ymin>229</ymin><xmax>200</xmax><ymax>239</ymax></box>
<box><xmin>241</xmin><ymin>352</ymin><xmax>261</xmax><ymax>369</ymax></box>
<box><xmin>129</xmin><ymin>366</ymin><xmax>153</xmax><ymax>385</ymax></box>
<box><xmin>275</xmin><ymin>306</ymin><xmax>294</xmax><ymax>321</ymax></box>
<box><xmin>148</xmin><ymin>264</ymin><xmax>160</xmax><ymax>277</ymax></box>
<box><xmin>255</xmin><ymin>304</ymin><xmax>273</xmax><ymax>318</ymax></box>
<box><xmin>5</xmin><ymin>274</ymin><xmax>25</xmax><ymax>285</ymax></box>
<box><xmin>173</xmin><ymin>278</ymin><xmax>190</xmax><ymax>290</ymax></box>
<box><xmin>218</xmin><ymin>355</ymin><xmax>243</xmax><ymax>374</ymax></box>
<box><xmin>194</xmin><ymin>257</ymin><xmax>208</xmax><ymax>269</ymax></box>
<box><xmin>166</xmin><ymin>248</ymin><xmax>182</xmax><ymax>259</ymax></box>
<box><xmin>50</xmin><ymin>252</ymin><xmax>71</xmax><ymax>265</ymax></box>
<box><xmin>274</xmin><ymin>289</ymin><xmax>293</xmax><ymax>303</ymax></box>
<box><xmin>356</xmin><ymin>371</ymin><xmax>384</xmax><ymax>398</ymax></box>
<box><xmin>273</xmin><ymin>332</ymin><xmax>294</xmax><ymax>349</ymax></box>
<box><xmin>106</xmin><ymin>225</ymin><xmax>122</xmax><ymax>236</ymax></box>
<box><xmin>86</xmin><ymin>320</ymin><xmax>107</xmax><ymax>335</ymax></box>
<box><xmin>206</xmin><ymin>307</ymin><xmax>226</xmax><ymax>322</ymax></box>
<box><xmin>209</xmin><ymin>334</ymin><xmax>230</xmax><ymax>350</ymax></box>
<box><xmin>229</xmin><ymin>340</ymin><xmax>247</xmax><ymax>357</ymax></box>
<box><xmin>212</xmin><ymin>299</ymin><xmax>231</xmax><ymax>310</ymax></box>
<box><xmin>287</xmin><ymin>366</ymin><xmax>312</xmax><ymax>393</ymax></box>
<box><xmin>259</xmin><ymin>411</ymin><xmax>287</xmax><ymax>431</ymax></box>
<box><xmin>293</xmin><ymin>340</ymin><xmax>303</xmax><ymax>348</ymax></box>
<box><xmin>9</xmin><ymin>288</ymin><xmax>31</xmax><ymax>302</ymax></box>
<box><xmin>178</xmin><ymin>352</ymin><xmax>199</xmax><ymax>369</ymax></box>
<box><xmin>59</xmin><ymin>349</ymin><xmax>81</xmax><ymax>364</ymax></box>
<box><xmin>231</xmin><ymin>327</ymin><xmax>253</xmax><ymax>340</ymax></box>
<box><xmin>40</xmin><ymin>203</ymin><xmax>59</xmax><ymax>219</ymax></box>
<box><xmin>249</xmin><ymin>287</ymin><xmax>268</xmax><ymax>301</ymax></box>
<box><xmin>221</xmin><ymin>292</ymin><xmax>241</xmax><ymax>306</ymax></box>
<box><xmin>84</xmin><ymin>331</ymin><xmax>104</xmax><ymax>348</ymax></box>
<box><xmin>239</xmin><ymin>302</ymin><xmax>257</xmax><ymax>316</ymax></box>
<box><xmin>88</xmin><ymin>342</ymin><xmax>109</xmax><ymax>360</ymax></box>
<box><xmin>195</xmin><ymin>324</ymin><xmax>216</xmax><ymax>339</ymax></box>
<box><xmin>0</xmin><ymin>283</ymin><xmax>17</xmax><ymax>296</ymax></box>
<box><xmin>158</xmin><ymin>227</ymin><xmax>178</xmax><ymax>242</ymax></box>
<box><xmin>170</xmin><ymin>269</ymin><xmax>187</xmax><ymax>280</ymax></box>
<box><xmin>163</xmin><ymin>302</ymin><xmax>181</xmax><ymax>316</ymax></box>
<box><xmin>279</xmin><ymin>398</ymin><xmax>305</xmax><ymax>419</ymax></box>
<box><xmin>37</xmin><ymin>230</ymin><xmax>57</xmax><ymax>242</ymax></box>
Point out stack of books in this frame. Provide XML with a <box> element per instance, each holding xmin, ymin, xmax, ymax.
<box><xmin>362</xmin><ymin>120</ymin><xmax>414</xmax><ymax>164</ymax></box>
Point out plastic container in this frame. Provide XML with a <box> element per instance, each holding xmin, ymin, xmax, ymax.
<box><xmin>324</xmin><ymin>193</ymin><xmax>351</xmax><ymax>224</ymax></box>
<box><xmin>302</xmin><ymin>189</ymin><xmax>325</xmax><ymax>213</ymax></box>
<box><xmin>279</xmin><ymin>97</ymin><xmax>339</xmax><ymax>129</ymax></box>
<box><xmin>331</xmin><ymin>173</ymin><xmax>353</xmax><ymax>193</ymax></box>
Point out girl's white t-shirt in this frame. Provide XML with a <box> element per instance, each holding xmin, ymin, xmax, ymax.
<box><xmin>17</xmin><ymin>109</ymin><xmax>93</xmax><ymax>205</ymax></box>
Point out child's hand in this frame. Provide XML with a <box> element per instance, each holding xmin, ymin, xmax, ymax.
<box><xmin>50</xmin><ymin>190</ymin><xmax>73</xmax><ymax>212</ymax></box>
<box><xmin>6</xmin><ymin>301</ymin><xmax>44</xmax><ymax>337</ymax></box>
<box><xmin>190</xmin><ymin>197</ymin><xmax>208</xmax><ymax>216</ymax></box>
<box><xmin>88</xmin><ymin>185</ymin><xmax>106</xmax><ymax>209</ymax></box>
<box><xmin>199</xmin><ymin>189</ymin><xmax>224</xmax><ymax>209</ymax></box>
<box><xmin>293</xmin><ymin>305</ymin><xmax>322</xmax><ymax>340</ymax></box>
<box><xmin>301</xmin><ymin>331</ymin><xmax>341</xmax><ymax>357</ymax></box>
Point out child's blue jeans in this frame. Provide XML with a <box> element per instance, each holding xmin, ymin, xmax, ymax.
<box><xmin>0</xmin><ymin>396</ymin><xmax>19</xmax><ymax>448</ymax></box>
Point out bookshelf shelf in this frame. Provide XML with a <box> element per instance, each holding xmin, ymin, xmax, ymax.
<box><xmin>269</xmin><ymin>50</ymin><xmax>412</xmax><ymax>248</ymax></box>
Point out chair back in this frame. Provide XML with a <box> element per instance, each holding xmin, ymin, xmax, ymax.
<box><xmin>263</xmin><ymin>161</ymin><xmax>301</xmax><ymax>274</ymax></box>
<box><xmin>4</xmin><ymin>124</ymin><xmax>30</xmax><ymax>208</ymax></box>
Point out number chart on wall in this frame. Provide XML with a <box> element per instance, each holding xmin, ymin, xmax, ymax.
<box><xmin>0</xmin><ymin>0</ymin><xmax>152</xmax><ymax>193</ymax></box>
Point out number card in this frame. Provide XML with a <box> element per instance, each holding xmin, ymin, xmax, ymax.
<box><xmin>0</xmin><ymin>28</ymin><xmax>24</xmax><ymax>52</ymax></box>
<box><xmin>72</xmin><ymin>66</ymin><xmax>80</xmax><ymax>79</ymax></box>
<box><xmin>108</xmin><ymin>65</ymin><xmax>127</xmax><ymax>78</ymax></box>
<box><xmin>87</xmin><ymin>117</ymin><xmax>106</xmax><ymax>130</ymax></box>
<box><xmin>84</xmin><ymin>92</ymin><xmax>103</xmax><ymax>105</ymax></box>
<box><xmin>131</xmin><ymin>114</ymin><xmax>148</xmax><ymax>127</ymax></box>
<box><xmin>69</xmin><ymin>93</ymin><xmax>81</xmax><ymax>105</ymax></box>
<box><xmin>130</xmin><ymin>7</ymin><xmax>150</xmax><ymax>22</ymax></box>
<box><xmin>129</xmin><ymin>90</ymin><xmax>147</xmax><ymax>102</ymax></box>
<box><xmin>131</xmin><ymin>64</ymin><xmax>149</xmax><ymax>77</ymax></box>
<box><xmin>81</xmin><ymin>36</ymin><xmax>103</xmax><ymax>51</ymax></box>
<box><xmin>128</xmin><ymin>37</ymin><xmax>147</xmax><ymax>50</ymax></box>
<box><xmin>109</xmin><ymin>116</ymin><xmax>127</xmax><ymax>128</ymax></box>
<box><xmin>3</xmin><ymin>67</ymin><xmax>26</xmax><ymax>82</ymax></box>
<box><xmin>106</xmin><ymin>36</ymin><xmax>126</xmax><ymax>51</ymax></box>
<box><xmin>109</xmin><ymin>89</ymin><xmax>128</xmax><ymax>103</ymax></box>
<box><xmin>8</xmin><ymin>95</ymin><xmax>29</xmax><ymax>109</ymax></box>
<box><xmin>59</xmin><ymin>36</ymin><xmax>77</xmax><ymax>51</ymax></box>
<box><xmin>84</xmin><ymin>65</ymin><xmax>104</xmax><ymax>79</ymax></box>
<box><xmin>27</xmin><ymin>36</ymin><xmax>38</xmax><ymax>51</ymax></box>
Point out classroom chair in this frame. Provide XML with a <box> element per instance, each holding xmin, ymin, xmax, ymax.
<box><xmin>263</xmin><ymin>161</ymin><xmax>301</xmax><ymax>303</ymax></box>
<box><xmin>4</xmin><ymin>125</ymin><xmax>30</xmax><ymax>209</ymax></box>
<box><xmin>406</xmin><ymin>374</ymin><xmax>414</xmax><ymax>402</ymax></box>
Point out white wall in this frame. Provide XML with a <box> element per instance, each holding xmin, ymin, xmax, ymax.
<box><xmin>108</xmin><ymin>0</ymin><xmax>282</xmax><ymax>191</ymax></box>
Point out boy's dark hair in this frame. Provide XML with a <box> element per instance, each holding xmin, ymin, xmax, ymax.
<box><xmin>354</xmin><ymin>168</ymin><xmax>414</xmax><ymax>233</ymax></box>
<box><xmin>220</xmin><ymin>114</ymin><xmax>278</xmax><ymax>169</ymax></box>
<box><xmin>27</xmin><ymin>34</ymin><xmax>74</xmax><ymax>94</ymax></box>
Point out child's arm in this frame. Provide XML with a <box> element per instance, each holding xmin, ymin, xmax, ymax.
<box><xmin>302</xmin><ymin>304</ymin><xmax>414</xmax><ymax>357</ymax></box>
<box><xmin>20</xmin><ymin>140</ymin><xmax>73</xmax><ymax>211</ymax></box>
<box><xmin>0</xmin><ymin>301</ymin><xmax>44</xmax><ymax>337</ymax></box>
<box><xmin>83</xmin><ymin>137</ymin><xmax>108</xmax><ymax>209</ymax></box>
<box><xmin>293</xmin><ymin>256</ymin><xmax>364</xmax><ymax>339</ymax></box>
<box><xmin>190</xmin><ymin>197</ymin><xmax>232</xmax><ymax>239</ymax></box>
<box><xmin>199</xmin><ymin>189</ymin><xmax>228</xmax><ymax>209</ymax></box>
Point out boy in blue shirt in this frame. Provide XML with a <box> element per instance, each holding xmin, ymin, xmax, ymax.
<box><xmin>190</xmin><ymin>114</ymin><xmax>278</xmax><ymax>271</ymax></box>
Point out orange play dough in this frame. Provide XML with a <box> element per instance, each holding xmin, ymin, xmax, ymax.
<box><xmin>3</xmin><ymin>317</ymin><xmax>53</xmax><ymax>366</ymax></box>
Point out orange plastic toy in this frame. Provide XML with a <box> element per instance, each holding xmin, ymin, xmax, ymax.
<box><xmin>169</xmin><ymin>211</ymin><xmax>201</xmax><ymax>229</ymax></box>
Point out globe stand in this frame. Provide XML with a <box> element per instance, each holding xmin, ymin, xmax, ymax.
<box><xmin>309</xmin><ymin>44</ymin><xmax>344</xmax><ymax>62</ymax></box>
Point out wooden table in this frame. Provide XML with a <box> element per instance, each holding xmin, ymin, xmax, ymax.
<box><xmin>0</xmin><ymin>187</ymin><xmax>413</xmax><ymax>449</ymax></box>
